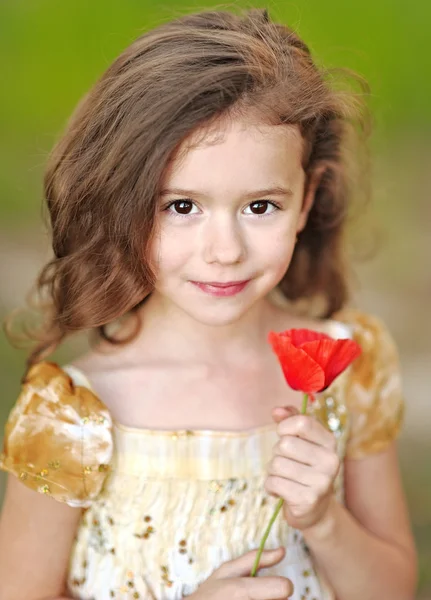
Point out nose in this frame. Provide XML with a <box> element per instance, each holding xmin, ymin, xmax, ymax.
<box><xmin>202</xmin><ymin>213</ymin><xmax>246</xmax><ymax>265</ymax></box>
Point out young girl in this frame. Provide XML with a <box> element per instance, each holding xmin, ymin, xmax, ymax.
<box><xmin>0</xmin><ymin>8</ymin><xmax>417</xmax><ymax>600</ymax></box>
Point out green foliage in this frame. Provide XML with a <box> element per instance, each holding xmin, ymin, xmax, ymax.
<box><xmin>0</xmin><ymin>0</ymin><xmax>430</xmax><ymax>222</ymax></box>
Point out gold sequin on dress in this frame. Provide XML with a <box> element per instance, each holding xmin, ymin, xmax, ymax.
<box><xmin>0</xmin><ymin>310</ymin><xmax>405</xmax><ymax>600</ymax></box>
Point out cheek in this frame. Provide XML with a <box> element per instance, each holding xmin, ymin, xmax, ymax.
<box><xmin>149</xmin><ymin>227</ymin><xmax>192</xmax><ymax>275</ymax></box>
<box><xmin>256</xmin><ymin>223</ymin><xmax>296</xmax><ymax>272</ymax></box>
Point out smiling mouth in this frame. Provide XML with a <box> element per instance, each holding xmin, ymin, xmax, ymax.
<box><xmin>193</xmin><ymin>280</ymin><xmax>249</xmax><ymax>288</ymax></box>
<box><xmin>190</xmin><ymin>279</ymin><xmax>251</xmax><ymax>297</ymax></box>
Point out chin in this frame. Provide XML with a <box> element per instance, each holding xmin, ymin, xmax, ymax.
<box><xmin>181</xmin><ymin>303</ymin><xmax>251</xmax><ymax>327</ymax></box>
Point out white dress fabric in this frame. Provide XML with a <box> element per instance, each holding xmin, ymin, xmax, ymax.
<box><xmin>0</xmin><ymin>308</ymin><xmax>405</xmax><ymax>600</ymax></box>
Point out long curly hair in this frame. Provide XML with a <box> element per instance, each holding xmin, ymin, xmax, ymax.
<box><xmin>7</xmin><ymin>7</ymin><xmax>371</xmax><ymax>368</ymax></box>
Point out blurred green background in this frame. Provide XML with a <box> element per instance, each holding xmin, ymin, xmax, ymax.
<box><xmin>0</xmin><ymin>0</ymin><xmax>430</xmax><ymax>597</ymax></box>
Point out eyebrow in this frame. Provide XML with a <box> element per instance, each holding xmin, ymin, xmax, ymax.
<box><xmin>159</xmin><ymin>186</ymin><xmax>294</xmax><ymax>200</ymax></box>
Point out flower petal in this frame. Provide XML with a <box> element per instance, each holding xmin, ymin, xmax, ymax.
<box><xmin>300</xmin><ymin>338</ymin><xmax>362</xmax><ymax>388</ymax></box>
<box><xmin>285</xmin><ymin>328</ymin><xmax>332</xmax><ymax>348</ymax></box>
<box><xmin>268</xmin><ymin>332</ymin><xmax>325</xmax><ymax>393</ymax></box>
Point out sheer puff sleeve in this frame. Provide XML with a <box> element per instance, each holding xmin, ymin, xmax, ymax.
<box><xmin>0</xmin><ymin>361</ymin><xmax>113</xmax><ymax>507</ymax></box>
<box><xmin>336</xmin><ymin>310</ymin><xmax>405</xmax><ymax>460</ymax></box>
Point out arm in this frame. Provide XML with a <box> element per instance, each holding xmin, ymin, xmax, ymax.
<box><xmin>302</xmin><ymin>443</ymin><xmax>417</xmax><ymax>600</ymax></box>
<box><xmin>0</xmin><ymin>475</ymin><xmax>82</xmax><ymax>600</ymax></box>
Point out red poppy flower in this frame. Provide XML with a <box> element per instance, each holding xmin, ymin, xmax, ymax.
<box><xmin>268</xmin><ymin>328</ymin><xmax>362</xmax><ymax>400</ymax></box>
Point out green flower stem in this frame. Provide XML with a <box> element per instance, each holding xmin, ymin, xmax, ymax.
<box><xmin>301</xmin><ymin>392</ymin><xmax>309</xmax><ymax>414</ymax></box>
<box><xmin>251</xmin><ymin>392</ymin><xmax>309</xmax><ymax>577</ymax></box>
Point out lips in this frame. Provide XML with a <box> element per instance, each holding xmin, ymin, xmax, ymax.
<box><xmin>190</xmin><ymin>279</ymin><xmax>250</xmax><ymax>297</ymax></box>
<box><xmin>196</xmin><ymin>280</ymin><xmax>249</xmax><ymax>287</ymax></box>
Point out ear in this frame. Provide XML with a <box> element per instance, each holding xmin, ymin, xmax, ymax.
<box><xmin>296</xmin><ymin>165</ymin><xmax>327</xmax><ymax>234</ymax></box>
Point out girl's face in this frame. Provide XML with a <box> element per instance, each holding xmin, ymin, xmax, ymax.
<box><xmin>151</xmin><ymin>117</ymin><xmax>316</xmax><ymax>326</ymax></box>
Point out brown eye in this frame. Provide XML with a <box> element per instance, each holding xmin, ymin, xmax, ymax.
<box><xmin>244</xmin><ymin>200</ymin><xmax>280</xmax><ymax>216</ymax></box>
<box><xmin>250</xmin><ymin>201</ymin><xmax>269</xmax><ymax>214</ymax></box>
<box><xmin>173</xmin><ymin>200</ymin><xmax>193</xmax><ymax>214</ymax></box>
<box><xmin>164</xmin><ymin>200</ymin><xmax>199</xmax><ymax>218</ymax></box>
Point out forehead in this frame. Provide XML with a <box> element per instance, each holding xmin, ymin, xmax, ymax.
<box><xmin>163</xmin><ymin>117</ymin><xmax>305</xmax><ymax>192</ymax></box>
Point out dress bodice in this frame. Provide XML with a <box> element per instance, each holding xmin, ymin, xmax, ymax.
<box><xmin>0</xmin><ymin>309</ymin><xmax>405</xmax><ymax>600</ymax></box>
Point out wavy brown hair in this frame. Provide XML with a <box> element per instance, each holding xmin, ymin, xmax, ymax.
<box><xmin>8</xmin><ymin>7</ymin><xmax>371</xmax><ymax>367</ymax></box>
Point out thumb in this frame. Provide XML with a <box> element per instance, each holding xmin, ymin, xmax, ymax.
<box><xmin>212</xmin><ymin>547</ymin><xmax>286</xmax><ymax>578</ymax></box>
<box><xmin>272</xmin><ymin>405</ymin><xmax>300</xmax><ymax>424</ymax></box>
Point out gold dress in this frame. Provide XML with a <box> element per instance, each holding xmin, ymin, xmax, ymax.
<box><xmin>0</xmin><ymin>310</ymin><xmax>405</xmax><ymax>600</ymax></box>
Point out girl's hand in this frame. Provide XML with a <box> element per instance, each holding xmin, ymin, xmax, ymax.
<box><xmin>265</xmin><ymin>406</ymin><xmax>340</xmax><ymax>531</ymax></box>
<box><xmin>188</xmin><ymin>547</ymin><xmax>293</xmax><ymax>599</ymax></box>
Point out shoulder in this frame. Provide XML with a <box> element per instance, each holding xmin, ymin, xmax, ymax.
<box><xmin>332</xmin><ymin>308</ymin><xmax>405</xmax><ymax>459</ymax></box>
<box><xmin>333</xmin><ymin>307</ymin><xmax>398</xmax><ymax>343</ymax></box>
<box><xmin>65</xmin><ymin>350</ymin><xmax>136</xmax><ymax>416</ymax></box>
<box><xmin>332</xmin><ymin>308</ymin><xmax>402</xmax><ymax>380</ymax></box>
<box><xmin>0</xmin><ymin>361</ymin><xmax>114</xmax><ymax>507</ymax></box>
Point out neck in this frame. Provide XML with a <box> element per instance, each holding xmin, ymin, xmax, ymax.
<box><xmin>131</xmin><ymin>291</ymin><xmax>280</xmax><ymax>366</ymax></box>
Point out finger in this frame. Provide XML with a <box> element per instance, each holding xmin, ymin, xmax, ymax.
<box><xmin>273</xmin><ymin>435</ymin><xmax>316</xmax><ymax>466</ymax></box>
<box><xmin>268</xmin><ymin>455</ymin><xmax>315</xmax><ymax>487</ymax></box>
<box><xmin>268</xmin><ymin>454</ymin><xmax>338</xmax><ymax>492</ymax></box>
<box><xmin>277</xmin><ymin>415</ymin><xmax>336</xmax><ymax>450</ymax></box>
<box><xmin>265</xmin><ymin>475</ymin><xmax>316</xmax><ymax>508</ymax></box>
<box><xmin>274</xmin><ymin>437</ymin><xmax>340</xmax><ymax>473</ymax></box>
<box><xmin>240</xmin><ymin>576</ymin><xmax>293</xmax><ymax>599</ymax></box>
<box><xmin>213</xmin><ymin>547</ymin><xmax>285</xmax><ymax>578</ymax></box>
<box><xmin>272</xmin><ymin>405</ymin><xmax>299</xmax><ymax>424</ymax></box>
